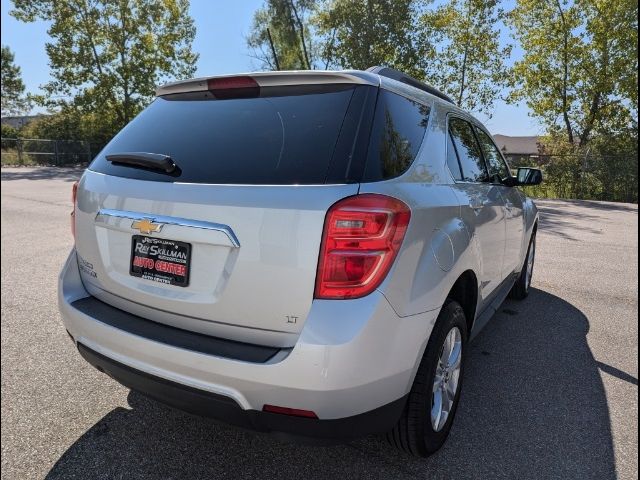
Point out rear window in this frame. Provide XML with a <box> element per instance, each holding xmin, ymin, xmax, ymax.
<box><xmin>475</xmin><ymin>127</ymin><xmax>511</xmax><ymax>181</ymax></box>
<box><xmin>446</xmin><ymin>132</ymin><xmax>464</xmax><ymax>181</ymax></box>
<box><xmin>448</xmin><ymin>117</ymin><xmax>489</xmax><ymax>183</ymax></box>
<box><xmin>362</xmin><ymin>90</ymin><xmax>430</xmax><ymax>181</ymax></box>
<box><xmin>90</xmin><ymin>85</ymin><xmax>368</xmax><ymax>184</ymax></box>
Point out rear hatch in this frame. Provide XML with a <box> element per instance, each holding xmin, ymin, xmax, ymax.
<box><xmin>75</xmin><ymin>74</ymin><xmax>378</xmax><ymax>347</ymax></box>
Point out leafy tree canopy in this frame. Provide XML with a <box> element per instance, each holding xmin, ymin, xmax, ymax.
<box><xmin>420</xmin><ymin>0</ymin><xmax>512</xmax><ymax>115</ymax></box>
<box><xmin>248</xmin><ymin>0</ymin><xmax>514</xmax><ymax>116</ymax></box>
<box><xmin>11</xmin><ymin>0</ymin><xmax>199</xmax><ymax>132</ymax></box>
<box><xmin>314</xmin><ymin>0</ymin><xmax>429</xmax><ymax>80</ymax></box>
<box><xmin>509</xmin><ymin>0</ymin><xmax>638</xmax><ymax>148</ymax></box>
<box><xmin>247</xmin><ymin>0</ymin><xmax>319</xmax><ymax>70</ymax></box>
<box><xmin>1</xmin><ymin>45</ymin><xmax>28</xmax><ymax>116</ymax></box>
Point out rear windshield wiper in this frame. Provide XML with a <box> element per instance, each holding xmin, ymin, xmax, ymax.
<box><xmin>106</xmin><ymin>152</ymin><xmax>179</xmax><ymax>175</ymax></box>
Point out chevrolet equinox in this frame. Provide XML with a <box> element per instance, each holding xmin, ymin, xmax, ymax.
<box><xmin>59</xmin><ymin>66</ymin><xmax>542</xmax><ymax>456</ymax></box>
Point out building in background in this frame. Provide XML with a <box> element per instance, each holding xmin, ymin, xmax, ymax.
<box><xmin>0</xmin><ymin>115</ymin><xmax>47</xmax><ymax>129</ymax></box>
<box><xmin>493</xmin><ymin>134</ymin><xmax>542</xmax><ymax>167</ymax></box>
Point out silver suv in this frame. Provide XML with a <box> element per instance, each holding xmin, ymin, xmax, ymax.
<box><xmin>59</xmin><ymin>67</ymin><xmax>541</xmax><ymax>456</ymax></box>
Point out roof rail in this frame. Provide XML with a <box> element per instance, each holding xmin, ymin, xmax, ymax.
<box><xmin>366</xmin><ymin>66</ymin><xmax>455</xmax><ymax>105</ymax></box>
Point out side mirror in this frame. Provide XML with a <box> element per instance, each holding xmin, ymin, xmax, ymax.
<box><xmin>515</xmin><ymin>167</ymin><xmax>543</xmax><ymax>186</ymax></box>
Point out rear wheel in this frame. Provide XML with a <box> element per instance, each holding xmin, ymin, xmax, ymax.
<box><xmin>509</xmin><ymin>231</ymin><xmax>536</xmax><ymax>300</ymax></box>
<box><xmin>387</xmin><ymin>300</ymin><xmax>467</xmax><ymax>457</ymax></box>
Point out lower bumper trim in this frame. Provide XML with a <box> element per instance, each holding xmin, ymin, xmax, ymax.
<box><xmin>77</xmin><ymin>343</ymin><xmax>407</xmax><ymax>443</ymax></box>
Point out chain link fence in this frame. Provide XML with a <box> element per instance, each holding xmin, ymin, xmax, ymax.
<box><xmin>1</xmin><ymin>138</ymin><xmax>92</xmax><ymax>166</ymax></box>
<box><xmin>506</xmin><ymin>152</ymin><xmax>638</xmax><ymax>204</ymax></box>
<box><xmin>1</xmin><ymin>137</ymin><xmax>637</xmax><ymax>203</ymax></box>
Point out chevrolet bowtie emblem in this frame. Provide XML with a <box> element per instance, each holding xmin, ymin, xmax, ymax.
<box><xmin>131</xmin><ymin>218</ymin><xmax>163</xmax><ymax>235</ymax></box>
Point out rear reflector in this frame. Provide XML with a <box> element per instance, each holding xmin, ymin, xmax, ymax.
<box><xmin>207</xmin><ymin>76</ymin><xmax>260</xmax><ymax>99</ymax></box>
<box><xmin>314</xmin><ymin>194</ymin><xmax>411</xmax><ymax>300</ymax></box>
<box><xmin>262</xmin><ymin>404</ymin><xmax>318</xmax><ymax>419</ymax></box>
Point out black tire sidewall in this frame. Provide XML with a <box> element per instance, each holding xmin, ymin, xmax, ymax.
<box><xmin>419</xmin><ymin>300</ymin><xmax>468</xmax><ymax>453</ymax></box>
<box><xmin>525</xmin><ymin>234</ymin><xmax>536</xmax><ymax>292</ymax></box>
<box><xmin>510</xmin><ymin>231</ymin><xmax>536</xmax><ymax>300</ymax></box>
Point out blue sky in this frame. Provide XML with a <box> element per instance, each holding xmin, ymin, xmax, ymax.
<box><xmin>0</xmin><ymin>0</ymin><xmax>544</xmax><ymax>136</ymax></box>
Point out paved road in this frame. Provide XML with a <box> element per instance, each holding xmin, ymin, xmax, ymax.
<box><xmin>1</xmin><ymin>167</ymin><xmax>638</xmax><ymax>479</ymax></box>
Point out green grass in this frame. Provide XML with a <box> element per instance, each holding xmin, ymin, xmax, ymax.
<box><xmin>0</xmin><ymin>150</ymin><xmax>43</xmax><ymax>166</ymax></box>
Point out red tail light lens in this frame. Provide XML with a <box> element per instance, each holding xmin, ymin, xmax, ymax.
<box><xmin>71</xmin><ymin>181</ymin><xmax>78</xmax><ymax>240</ymax></box>
<box><xmin>207</xmin><ymin>76</ymin><xmax>260</xmax><ymax>99</ymax></box>
<box><xmin>314</xmin><ymin>194</ymin><xmax>411</xmax><ymax>300</ymax></box>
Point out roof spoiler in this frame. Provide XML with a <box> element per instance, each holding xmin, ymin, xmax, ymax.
<box><xmin>156</xmin><ymin>71</ymin><xmax>378</xmax><ymax>97</ymax></box>
<box><xmin>366</xmin><ymin>66</ymin><xmax>455</xmax><ymax>105</ymax></box>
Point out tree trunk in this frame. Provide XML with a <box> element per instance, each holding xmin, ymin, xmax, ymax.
<box><xmin>555</xmin><ymin>0</ymin><xmax>575</xmax><ymax>146</ymax></box>
<box><xmin>579</xmin><ymin>92</ymin><xmax>601</xmax><ymax>148</ymax></box>
<box><xmin>457</xmin><ymin>0</ymin><xmax>473</xmax><ymax>105</ymax></box>
<box><xmin>579</xmin><ymin>39</ymin><xmax>609</xmax><ymax>148</ymax></box>
<box><xmin>284</xmin><ymin>3</ymin><xmax>306</xmax><ymax>68</ymax></box>
<box><xmin>323</xmin><ymin>28</ymin><xmax>337</xmax><ymax>69</ymax></box>
<box><xmin>266</xmin><ymin>28</ymin><xmax>280</xmax><ymax>70</ymax></box>
<box><xmin>289</xmin><ymin>0</ymin><xmax>311</xmax><ymax>69</ymax></box>
<box><xmin>366</xmin><ymin>0</ymin><xmax>374</xmax><ymax>66</ymax></box>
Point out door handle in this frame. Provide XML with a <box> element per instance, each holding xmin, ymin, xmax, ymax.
<box><xmin>469</xmin><ymin>201</ymin><xmax>484</xmax><ymax>212</ymax></box>
<box><xmin>504</xmin><ymin>200</ymin><xmax>514</xmax><ymax>212</ymax></box>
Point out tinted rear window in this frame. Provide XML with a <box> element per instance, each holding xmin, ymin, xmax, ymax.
<box><xmin>90</xmin><ymin>86</ymin><xmax>366</xmax><ymax>184</ymax></box>
<box><xmin>446</xmin><ymin>132</ymin><xmax>463</xmax><ymax>181</ymax></box>
<box><xmin>362</xmin><ymin>90</ymin><xmax>430</xmax><ymax>181</ymax></box>
<box><xmin>448</xmin><ymin>117</ymin><xmax>489</xmax><ymax>183</ymax></box>
<box><xmin>475</xmin><ymin>127</ymin><xmax>511</xmax><ymax>181</ymax></box>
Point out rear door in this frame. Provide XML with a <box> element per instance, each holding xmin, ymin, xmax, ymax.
<box><xmin>474</xmin><ymin>127</ymin><xmax>526</xmax><ymax>278</ymax></box>
<box><xmin>447</xmin><ymin>116</ymin><xmax>506</xmax><ymax>298</ymax></box>
<box><xmin>75</xmin><ymin>83</ymin><xmax>376</xmax><ymax>347</ymax></box>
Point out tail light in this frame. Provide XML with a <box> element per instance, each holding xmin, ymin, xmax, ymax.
<box><xmin>71</xmin><ymin>181</ymin><xmax>78</xmax><ymax>241</ymax></box>
<box><xmin>314</xmin><ymin>194</ymin><xmax>411</xmax><ymax>300</ymax></box>
<box><xmin>207</xmin><ymin>76</ymin><xmax>260</xmax><ymax>99</ymax></box>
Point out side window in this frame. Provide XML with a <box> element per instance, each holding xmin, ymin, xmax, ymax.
<box><xmin>446</xmin><ymin>131</ymin><xmax>463</xmax><ymax>181</ymax></box>
<box><xmin>448</xmin><ymin>117</ymin><xmax>489</xmax><ymax>182</ymax></box>
<box><xmin>363</xmin><ymin>90</ymin><xmax>430</xmax><ymax>181</ymax></box>
<box><xmin>475</xmin><ymin>127</ymin><xmax>511</xmax><ymax>181</ymax></box>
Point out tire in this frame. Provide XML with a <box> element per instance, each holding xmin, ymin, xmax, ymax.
<box><xmin>509</xmin><ymin>231</ymin><xmax>536</xmax><ymax>300</ymax></box>
<box><xmin>387</xmin><ymin>299</ymin><xmax>467</xmax><ymax>457</ymax></box>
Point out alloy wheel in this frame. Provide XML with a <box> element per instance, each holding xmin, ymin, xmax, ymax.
<box><xmin>431</xmin><ymin>326</ymin><xmax>463</xmax><ymax>432</ymax></box>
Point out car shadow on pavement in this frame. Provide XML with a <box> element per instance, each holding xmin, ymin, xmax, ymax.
<box><xmin>46</xmin><ymin>289</ymin><xmax>616</xmax><ymax>480</ymax></box>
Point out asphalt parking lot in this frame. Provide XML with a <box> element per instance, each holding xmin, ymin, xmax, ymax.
<box><xmin>1</xmin><ymin>166</ymin><xmax>638</xmax><ymax>479</ymax></box>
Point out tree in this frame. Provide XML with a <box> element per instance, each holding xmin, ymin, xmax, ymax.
<box><xmin>419</xmin><ymin>0</ymin><xmax>512</xmax><ymax>115</ymax></box>
<box><xmin>20</xmin><ymin>108</ymin><xmax>111</xmax><ymax>146</ymax></box>
<box><xmin>247</xmin><ymin>0</ymin><xmax>319</xmax><ymax>70</ymax></box>
<box><xmin>1</xmin><ymin>123</ymin><xmax>21</xmax><ymax>140</ymax></box>
<box><xmin>314</xmin><ymin>0</ymin><xmax>430</xmax><ymax>79</ymax></box>
<box><xmin>508</xmin><ymin>0</ymin><xmax>638</xmax><ymax>148</ymax></box>
<box><xmin>1</xmin><ymin>45</ymin><xmax>28</xmax><ymax>116</ymax></box>
<box><xmin>11</xmin><ymin>0</ymin><xmax>199</xmax><ymax>132</ymax></box>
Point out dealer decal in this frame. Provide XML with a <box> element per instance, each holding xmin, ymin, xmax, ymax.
<box><xmin>130</xmin><ymin>235</ymin><xmax>191</xmax><ymax>287</ymax></box>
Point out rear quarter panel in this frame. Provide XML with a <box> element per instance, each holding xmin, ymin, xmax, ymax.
<box><xmin>360</xmin><ymin>100</ymin><xmax>481</xmax><ymax>318</ymax></box>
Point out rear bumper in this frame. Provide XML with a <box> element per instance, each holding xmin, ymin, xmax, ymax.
<box><xmin>78</xmin><ymin>342</ymin><xmax>407</xmax><ymax>442</ymax></box>
<box><xmin>59</xmin><ymin>249</ymin><xmax>438</xmax><ymax>438</ymax></box>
